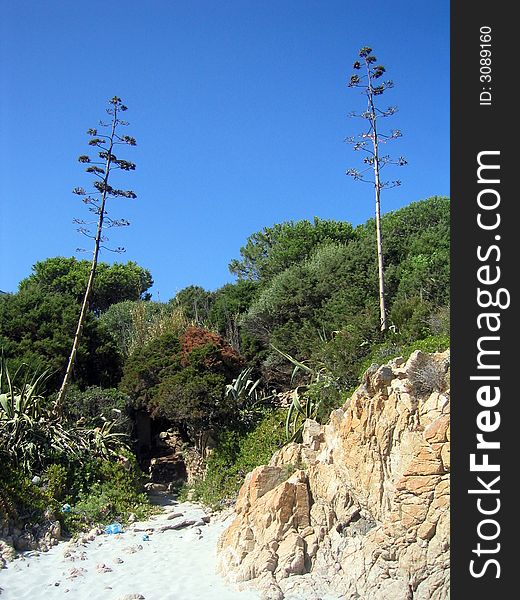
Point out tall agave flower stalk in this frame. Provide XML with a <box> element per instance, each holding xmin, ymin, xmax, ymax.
<box><xmin>55</xmin><ymin>97</ymin><xmax>137</xmax><ymax>412</ymax></box>
<box><xmin>346</xmin><ymin>47</ymin><xmax>407</xmax><ymax>332</ymax></box>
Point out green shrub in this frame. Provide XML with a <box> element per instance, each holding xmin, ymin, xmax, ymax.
<box><xmin>428</xmin><ymin>305</ymin><xmax>450</xmax><ymax>336</ymax></box>
<box><xmin>155</xmin><ymin>367</ymin><xmax>226</xmax><ymax>424</ymax></box>
<box><xmin>303</xmin><ymin>379</ymin><xmax>349</xmax><ymax>424</ymax></box>
<box><xmin>1</xmin><ymin>452</ymin><xmax>155</xmax><ymax>536</ymax></box>
<box><xmin>389</xmin><ymin>296</ymin><xmax>434</xmax><ymax>342</ymax></box>
<box><xmin>316</xmin><ymin>310</ymin><xmax>382</xmax><ymax>389</ymax></box>
<box><xmin>100</xmin><ymin>299</ymin><xmax>189</xmax><ymax>358</ymax></box>
<box><xmin>62</xmin><ymin>453</ymin><xmax>155</xmax><ymax>533</ymax></box>
<box><xmin>121</xmin><ymin>327</ymin><xmax>243</xmax><ymax>447</ymax></box>
<box><xmin>185</xmin><ymin>409</ymin><xmax>287</xmax><ymax>509</ymax></box>
<box><xmin>0</xmin><ymin>461</ymin><xmax>49</xmax><ymax>526</ymax></box>
<box><xmin>42</xmin><ymin>463</ymin><xmax>68</xmax><ymax>502</ymax></box>
<box><xmin>235</xmin><ymin>409</ymin><xmax>287</xmax><ymax>470</ymax></box>
<box><xmin>171</xmin><ymin>285</ymin><xmax>214</xmax><ymax>325</ymax></box>
<box><xmin>358</xmin><ymin>334</ymin><xmax>450</xmax><ymax>377</ymax></box>
<box><xmin>65</xmin><ymin>385</ymin><xmax>133</xmax><ymax>436</ymax></box>
<box><xmin>402</xmin><ymin>334</ymin><xmax>450</xmax><ymax>355</ymax></box>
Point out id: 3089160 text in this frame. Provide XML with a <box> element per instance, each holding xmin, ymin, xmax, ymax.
<box><xmin>480</xmin><ymin>26</ymin><xmax>492</xmax><ymax>106</ymax></box>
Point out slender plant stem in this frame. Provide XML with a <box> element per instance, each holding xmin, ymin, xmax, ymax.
<box><xmin>365</xmin><ymin>57</ymin><xmax>387</xmax><ymax>332</ymax></box>
<box><xmin>55</xmin><ymin>106</ymin><xmax>119</xmax><ymax>413</ymax></box>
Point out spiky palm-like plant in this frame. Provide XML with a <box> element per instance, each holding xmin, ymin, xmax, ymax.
<box><xmin>0</xmin><ymin>359</ymin><xmax>127</xmax><ymax>472</ymax></box>
<box><xmin>271</xmin><ymin>345</ymin><xmax>334</xmax><ymax>442</ymax></box>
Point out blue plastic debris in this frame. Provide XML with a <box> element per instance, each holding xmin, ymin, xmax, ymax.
<box><xmin>142</xmin><ymin>534</ymin><xmax>150</xmax><ymax>541</ymax></box>
<box><xmin>61</xmin><ymin>503</ymin><xmax>72</xmax><ymax>513</ymax></box>
<box><xmin>104</xmin><ymin>522</ymin><xmax>123</xmax><ymax>535</ymax></box>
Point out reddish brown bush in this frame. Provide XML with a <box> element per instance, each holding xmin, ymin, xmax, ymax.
<box><xmin>180</xmin><ymin>326</ymin><xmax>243</xmax><ymax>374</ymax></box>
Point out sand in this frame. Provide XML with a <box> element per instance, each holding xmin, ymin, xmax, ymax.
<box><xmin>0</xmin><ymin>499</ymin><xmax>261</xmax><ymax>600</ymax></box>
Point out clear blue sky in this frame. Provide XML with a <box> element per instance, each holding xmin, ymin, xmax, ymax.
<box><xmin>0</xmin><ymin>0</ymin><xmax>449</xmax><ymax>301</ymax></box>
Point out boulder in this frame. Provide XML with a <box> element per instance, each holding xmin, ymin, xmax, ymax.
<box><xmin>0</xmin><ymin>539</ymin><xmax>16</xmax><ymax>565</ymax></box>
<box><xmin>217</xmin><ymin>350</ymin><xmax>451</xmax><ymax>600</ymax></box>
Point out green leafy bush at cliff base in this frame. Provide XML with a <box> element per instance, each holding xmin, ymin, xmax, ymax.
<box><xmin>0</xmin><ymin>463</ymin><xmax>49</xmax><ymax>527</ymax></box>
<box><xmin>65</xmin><ymin>385</ymin><xmax>133</xmax><ymax>436</ymax></box>
<box><xmin>183</xmin><ymin>409</ymin><xmax>287</xmax><ymax>509</ymax></box>
<box><xmin>61</xmin><ymin>451</ymin><xmax>156</xmax><ymax>533</ymax></box>
<box><xmin>0</xmin><ymin>453</ymin><xmax>156</xmax><ymax>536</ymax></box>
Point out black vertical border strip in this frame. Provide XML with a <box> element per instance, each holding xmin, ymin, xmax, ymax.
<box><xmin>451</xmin><ymin>1</ymin><xmax>513</xmax><ymax>598</ymax></box>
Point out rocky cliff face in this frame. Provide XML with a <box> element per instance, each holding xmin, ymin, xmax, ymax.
<box><xmin>217</xmin><ymin>350</ymin><xmax>450</xmax><ymax>600</ymax></box>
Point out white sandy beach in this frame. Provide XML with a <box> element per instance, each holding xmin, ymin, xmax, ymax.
<box><xmin>0</xmin><ymin>499</ymin><xmax>261</xmax><ymax>600</ymax></box>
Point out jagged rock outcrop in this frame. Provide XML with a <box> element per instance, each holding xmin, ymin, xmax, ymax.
<box><xmin>217</xmin><ymin>350</ymin><xmax>450</xmax><ymax>600</ymax></box>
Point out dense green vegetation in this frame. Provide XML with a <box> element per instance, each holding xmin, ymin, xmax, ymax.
<box><xmin>181</xmin><ymin>409</ymin><xmax>288</xmax><ymax>508</ymax></box>
<box><xmin>120</xmin><ymin>326</ymin><xmax>243</xmax><ymax>445</ymax></box>
<box><xmin>0</xmin><ymin>359</ymin><xmax>153</xmax><ymax>533</ymax></box>
<box><xmin>19</xmin><ymin>257</ymin><xmax>153</xmax><ymax>314</ymax></box>
<box><xmin>241</xmin><ymin>197</ymin><xmax>449</xmax><ymax>386</ymax></box>
<box><xmin>1</xmin><ymin>196</ymin><xmax>450</xmax><ymax>524</ymax></box>
<box><xmin>0</xmin><ymin>286</ymin><xmax>122</xmax><ymax>390</ymax></box>
<box><xmin>228</xmin><ymin>217</ymin><xmax>355</xmax><ymax>282</ymax></box>
<box><xmin>0</xmin><ymin>454</ymin><xmax>154</xmax><ymax>535</ymax></box>
<box><xmin>0</xmin><ymin>259</ymin><xmax>153</xmax><ymax>389</ymax></box>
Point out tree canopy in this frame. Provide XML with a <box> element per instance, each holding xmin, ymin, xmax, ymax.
<box><xmin>120</xmin><ymin>326</ymin><xmax>243</xmax><ymax>436</ymax></box>
<box><xmin>0</xmin><ymin>255</ymin><xmax>154</xmax><ymax>390</ymax></box>
<box><xmin>171</xmin><ymin>285</ymin><xmax>214</xmax><ymax>324</ymax></box>
<box><xmin>240</xmin><ymin>197</ymin><xmax>450</xmax><ymax>385</ymax></box>
<box><xmin>0</xmin><ymin>286</ymin><xmax>122</xmax><ymax>389</ymax></box>
<box><xmin>228</xmin><ymin>217</ymin><xmax>354</xmax><ymax>283</ymax></box>
<box><xmin>19</xmin><ymin>257</ymin><xmax>153</xmax><ymax>314</ymax></box>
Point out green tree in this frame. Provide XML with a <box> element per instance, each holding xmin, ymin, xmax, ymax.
<box><xmin>120</xmin><ymin>326</ymin><xmax>243</xmax><ymax>448</ymax></box>
<box><xmin>57</xmin><ymin>97</ymin><xmax>138</xmax><ymax>409</ymax></box>
<box><xmin>241</xmin><ymin>197</ymin><xmax>449</xmax><ymax>384</ymax></box>
<box><xmin>229</xmin><ymin>217</ymin><xmax>354</xmax><ymax>283</ymax></box>
<box><xmin>209</xmin><ymin>280</ymin><xmax>259</xmax><ymax>351</ymax></box>
<box><xmin>20</xmin><ymin>257</ymin><xmax>152</xmax><ymax>314</ymax></box>
<box><xmin>355</xmin><ymin>196</ymin><xmax>450</xmax><ymax>306</ymax></box>
<box><xmin>242</xmin><ymin>243</ymin><xmax>364</xmax><ymax>364</ymax></box>
<box><xmin>0</xmin><ymin>287</ymin><xmax>122</xmax><ymax>390</ymax></box>
<box><xmin>346</xmin><ymin>47</ymin><xmax>407</xmax><ymax>331</ymax></box>
<box><xmin>171</xmin><ymin>285</ymin><xmax>214</xmax><ymax>325</ymax></box>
